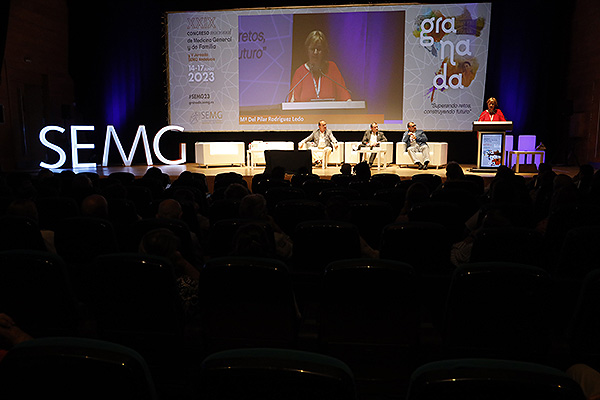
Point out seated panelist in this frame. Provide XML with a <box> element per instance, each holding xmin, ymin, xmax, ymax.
<box><xmin>298</xmin><ymin>120</ymin><xmax>338</xmax><ymax>166</ymax></box>
<box><xmin>402</xmin><ymin>122</ymin><xmax>430</xmax><ymax>170</ymax></box>
<box><xmin>359</xmin><ymin>122</ymin><xmax>387</xmax><ymax>167</ymax></box>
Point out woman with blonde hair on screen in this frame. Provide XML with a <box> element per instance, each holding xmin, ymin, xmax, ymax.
<box><xmin>288</xmin><ymin>30</ymin><xmax>351</xmax><ymax>102</ymax></box>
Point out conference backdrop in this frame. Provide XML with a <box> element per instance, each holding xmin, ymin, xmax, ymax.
<box><xmin>167</xmin><ymin>3</ymin><xmax>491</xmax><ymax>132</ymax></box>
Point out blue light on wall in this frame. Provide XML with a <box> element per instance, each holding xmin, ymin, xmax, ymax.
<box><xmin>104</xmin><ymin>41</ymin><xmax>143</xmax><ymax>130</ymax></box>
<box><xmin>494</xmin><ymin>46</ymin><xmax>533</xmax><ymax>134</ymax></box>
<box><xmin>100</xmin><ymin>1</ymin><xmax>160</xmax><ymax>132</ymax></box>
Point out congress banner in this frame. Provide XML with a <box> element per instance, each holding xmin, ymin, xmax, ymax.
<box><xmin>167</xmin><ymin>3</ymin><xmax>492</xmax><ymax>131</ymax></box>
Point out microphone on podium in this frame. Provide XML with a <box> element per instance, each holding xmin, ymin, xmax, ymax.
<box><xmin>284</xmin><ymin>67</ymin><xmax>312</xmax><ymax>102</ymax></box>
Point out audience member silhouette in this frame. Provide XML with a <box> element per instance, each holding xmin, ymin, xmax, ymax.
<box><xmin>589</xmin><ymin>168</ymin><xmax>600</xmax><ymax>202</ymax></box>
<box><xmin>463</xmin><ymin>169</ymin><xmax>532</xmax><ymax>233</ymax></box>
<box><xmin>0</xmin><ymin>313</ymin><xmax>33</xmax><ymax>362</ymax></box>
<box><xmin>35</xmin><ymin>168</ymin><xmax>61</xmax><ymax>197</ymax></box>
<box><xmin>238</xmin><ymin>193</ymin><xmax>292</xmax><ymax>259</ymax></box>
<box><xmin>66</xmin><ymin>173</ymin><xmax>96</xmax><ymax>205</ymax></box>
<box><xmin>444</xmin><ymin>161</ymin><xmax>465</xmax><ymax>182</ymax></box>
<box><xmin>353</xmin><ymin>161</ymin><xmax>371</xmax><ymax>181</ymax></box>
<box><xmin>223</xmin><ymin>183</ymin><xmax>250</xmax><ymax>201</ymax></box>
<box><xmin>536</xmin><ymin>174</ymin><xmax>579</xmax><ymax>235</ymax></box>
<box><xmin>550</xmin><ymin>174</ymin><xmax>579</xmax><ymax>210</ymax></box>
<box><xmin>290</xmin><ymin>169</ymin><xmax>317</xmax><ymax>188</ymax></box>
<box><xmin>529</xmin><ymin>162</ymin><xmax>557</xmax><ymax>222</ymax></box>
<box><xmin>230</xmin><ymin>222</ymin><xmax>277</xmax><ymax>258</ymax></box>
<box><xmin>395</xmin><ymin>181</ymin><xmax>430</xmax><ymax>222</ymax></box>
<box><xmin>270</xmin><ymin>166</ymin><xmax>287</xmax><ymax>182</ymax></box>
<box><xmin>573</xmin><ymin>163</ymin><xmax>595</xmax><ymax>197</ymax></box>
<box><xmin>567</xmin><ymin>364</ymin><xmax>600</xmax><ymax>400</ymax></box>
<box><xmin>0</xmin><ymin>174</ymin><xmax>11</xmax><ymax>197</ymax></box>
<box><xmin>169</xmin><ymin>186</ymin><xmax>210</xmax><ymax>244</ymax></box>
<box><xmin>155</xmin><ymin>198</ymin><xmax>204</xmax><ymax>264</ymax></box>
<box><xmin>339</xmin><ymin>163</ymin><xmax>352</xmax><ymax>176</ymax></box>
<box><xmin>171</xmin><ymin>170</ymin><xmax>208</xmax><ymax>193</ymax></box>
<box><xmin>138</xmin><ymin>166</ymin><xmax>169</xmax><ymax>198</ymax></box>
<box><xmin>450</xmin><ymin>206</ymin><xmax>513</xmax><ymax>267</ymax></box>
<box><xmin>157</xmin><ymin>198</ymin><xmax>184</xmax><ymax>220</ymax></box>
<box><xmin>6</xmin><ymin>198</ymin><xmax>56</xmax><ymax>253</ymax></box>
<box><xmin>80</xmin><ymin>194</ymin><xmax>109</xmax><ymax>219</ymax></box>
<box><xmin>324</xmin><ymin>195</ymin><xmax>379</xmax><ymax>258</ymax></box>
<box><xmin>138</xmin><ymin>228</ymin><xmax>199</xmax><ymax>321</ymax></box>
<box><xmin>431</xmin><ymin>161</ymin><xmax>467</xmax><ymax>195</ymax></box>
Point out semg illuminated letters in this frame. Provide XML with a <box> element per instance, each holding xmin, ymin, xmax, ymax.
<box><xmin>39</xmin><ymin>125</ymin><xmax>186</xmax><ymax>169</ymax></box>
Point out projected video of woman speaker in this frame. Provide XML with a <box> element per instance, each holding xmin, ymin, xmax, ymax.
<box><xmin>287</xmin><ymin>30</ymin><xmax>352</xmax><ymax>102</ymax></box>
<box><xmin>280</xmin><ymin>11</ymin><xmax>405</xmax><ymax>123</ymax></box>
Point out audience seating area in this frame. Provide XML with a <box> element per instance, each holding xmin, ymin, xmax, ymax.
<box><xmin>0</xmin><ymin>164</ymin><xmax>598</xmax><ymax>399</ymax></box>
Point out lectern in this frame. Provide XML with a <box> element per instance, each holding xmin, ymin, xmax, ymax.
<box><xmin>472</xmin><ymin>121</ymin><xmax>513</xmax><ymax>172</ymax></box>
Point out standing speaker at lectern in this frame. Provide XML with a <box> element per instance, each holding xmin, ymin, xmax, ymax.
<box><xmin>478</xmin><ymin>97</ymin><xmax>506</xmax><ymax>122</ymax></box>
<box><xmin>287</xmin><ymin>30</ymin><xmax>352</xmax><ymax>102</ymax></box>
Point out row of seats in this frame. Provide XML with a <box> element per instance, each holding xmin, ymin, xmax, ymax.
<box><xmin>0</xmin><ymin>339</ymin><xmax>587</xmax><ymax>400</ymax></box>
<box><xmin>0</xmin><ymin>250</ymin><xmax>594</xmax><ymax>399</ymax></box>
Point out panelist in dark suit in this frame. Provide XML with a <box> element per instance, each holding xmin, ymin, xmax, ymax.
<box><xmin>402</xmin><ymin>122</ymin><xmax>430</xmax><ymax>170</ymax></box>
<box><xmin>359</xmin><ymin>122</ymin><xmax>387</xmax><ymax>167</ymax></box>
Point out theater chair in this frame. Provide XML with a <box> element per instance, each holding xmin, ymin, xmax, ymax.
<box><xmin>0</xmin><ymin>250</ymin><xmax>83</xmax><ymax>338</ymax></box>
<box><xmin>395</xmin><ymin>142</ymin><xmax>448</xmax><ymax>168</ymax></box>
<box><xmin>0</xmin><ymin>337</ymin><xmax>158</xmax><ymax>400</ymax></box>
<box><xmin>407</xmin><ymin>358</ymin><xmax>585</xmax><ymax>400</ymax></box>
<box><xmin>442</xmin><ymin>262</ymin><xmax>554</xmax><ymax>362</ymax></box>
<box><xmin>198</xmin><ymin>348</ymin><xmax>357</xmax><ymax>400</ymax></box>
<box><xmin>319</xmin><ymin>259</ymin><xmax>420</xmax><ymax>389</ymax></box>
<box><xmin>198</xmin><ymin>257</ymin><xmax>301</xmax><ymax>354</ymax></box>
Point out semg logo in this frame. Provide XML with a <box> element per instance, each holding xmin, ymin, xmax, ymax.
<box><xmin>39</xmin><ymin>125</ymin><xmax>186</xmax><ymax>169</ymax></box>
<box><xmin>190</xmin><ymin>111</ymin><xmax>223</xmax><ymax>124</ymax></box>
<box><xmin>200</xmin><ymin>110</ymin><xmax>223</xmax><ymax>120</ymax></box>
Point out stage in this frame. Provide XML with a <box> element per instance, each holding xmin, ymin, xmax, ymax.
<box><xmin>48</xmin><ymin>163</ymin><xmax>579</xmax><ymax>193</ymax></box>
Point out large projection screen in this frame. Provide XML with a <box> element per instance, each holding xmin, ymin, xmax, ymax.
<box><xmin>167</xmin><ymin>3</ymin><xmax>492</xmax><ymax>132</ymax></box>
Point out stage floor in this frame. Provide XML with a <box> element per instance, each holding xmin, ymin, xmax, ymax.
<box><xmin>51</xmin><ymin>163</ymin><xmax>579</xmax><ymax>193</ymax></box>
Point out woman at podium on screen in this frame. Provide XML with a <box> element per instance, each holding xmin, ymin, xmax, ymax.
<box><xmin>287</xmin><ymin>30</ymin><xmax>351</xmax><ymax>102</ymax></box>
<box><xmin>478</xmin><ymin>97</ymin><xmax>506</xmax><ymax>121</ymax></box>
